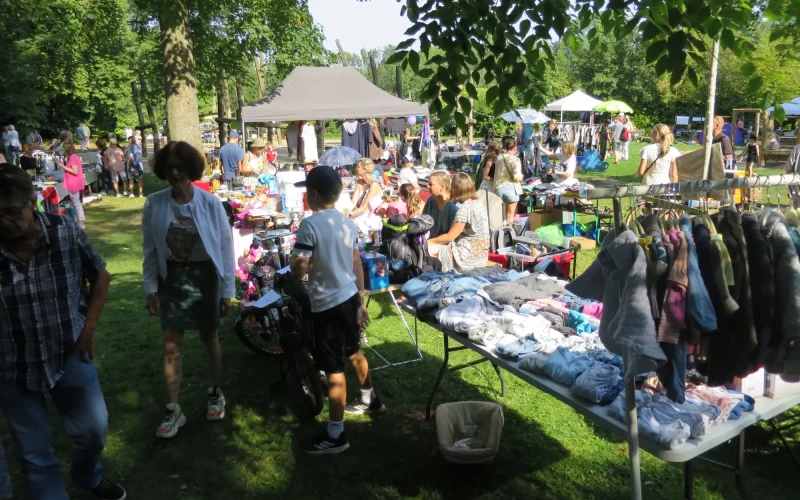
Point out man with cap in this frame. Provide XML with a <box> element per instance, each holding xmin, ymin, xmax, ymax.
<box><xmin>290</xmin><ymin>166</ymin><xmax>385</xmax><ymax>455</ymax></box>
<box><xmin>219</xmin><ymin>130</ymin><xmax>245</xmax><ymax>188</ymax></box>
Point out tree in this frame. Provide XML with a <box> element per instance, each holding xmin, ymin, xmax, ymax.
<box><xmin>385</xmin><ymin>0</ymin><xmax>800</xmax><ymax>127</ymax></box>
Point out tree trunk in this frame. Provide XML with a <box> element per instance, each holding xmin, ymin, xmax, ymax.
<box><xmin>335</xmin><ymin>39</ymin><xmax>347</xmax><ymax>66</ymax></box>
<box><xmin>131</xmin><ymin>82</ymin><xmax>148</xmax><ymax>156</ymax></box>
<box><xmin>217</xmin><ymin>70</ymin><xmax>228</xmax><ymax>147</ymax></box>
<box><xmin>140</xmin><ymin>76</ymin><xmax>161</xmax><ymax>154</ymax></box>
<box><xmin>157</xmin><ymin>0</ymin><xmax>202</xmax><ymax>152</ymax></box>
<box><xmin>316</xmin><ymin>120</ymin><xmax>325</xmax><ymax>158</ymax></box>
<box><xmin>368</xmin><ymin>53</ymin><xmax>380</xmax><ymax>86</ymax></box>
<box><xmin>253</xmin><ymin>55</ymin><xmax>265</xmax><ymax>98</ymax></box>
<box><xmin>235</xmin><ymin>81</ymin><xmax>245</xmax><ymax>127</ymax></box>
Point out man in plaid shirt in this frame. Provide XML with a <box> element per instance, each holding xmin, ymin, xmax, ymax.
<box><xmin>0</xmin><ymin>165</ymin><xmax>125</xmax><ymax>500</ymax></box>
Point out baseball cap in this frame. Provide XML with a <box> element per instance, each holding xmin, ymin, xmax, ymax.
<box><xmin>229</xmin><ymin>130</ymin><xmax>240</xmax><ymax>138</ymax></box>
<box><xmin>295</xmin><ymin>165</ymin><xmax>342</xmax><ymax>200</ymax></box>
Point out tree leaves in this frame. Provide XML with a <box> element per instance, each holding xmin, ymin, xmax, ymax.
<box><xmin>740</xmin><ymin>62</ymin><xmax>756</xmax><ymax>77</ymax></box>
<box><xmin>747</xmin><ymin>75</ymin><xmax>764</xmax><ymax>94</ymax></box>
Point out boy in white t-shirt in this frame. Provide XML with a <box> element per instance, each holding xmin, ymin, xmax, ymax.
<box><xmin>291</xmin><ymin>166</ymin><xmax>386</xmax><ymax>455</ymax></box>
<box><xmin>397</xmin><ymin>158</ymin><xmax>421</xmax><ymax>191</ymax></box>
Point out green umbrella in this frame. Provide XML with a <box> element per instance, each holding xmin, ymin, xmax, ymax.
<box><xmin>593</xmin><ymin>100</ymin><xmax>633</xmax><ymax>114</ymax></box>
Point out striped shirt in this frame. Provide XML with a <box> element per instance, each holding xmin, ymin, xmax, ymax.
<box><xmin>0</xmin><ymin>212</ymin><xmax>106</xmax><ymax>391</ymax></box>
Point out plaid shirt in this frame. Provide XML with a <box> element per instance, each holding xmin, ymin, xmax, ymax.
<box><xmin>0</xmin><ymin>212</ymin><xmax>106</xmax><ymax>391</ymax></box>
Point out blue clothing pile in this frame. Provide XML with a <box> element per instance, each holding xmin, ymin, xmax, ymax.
<box><xmin>401</xmin><ymin>268</ymin><xmax>527</xmax><ymax>312</ymax></box>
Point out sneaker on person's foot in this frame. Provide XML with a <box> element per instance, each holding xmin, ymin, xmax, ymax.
<box><xmin>90</xmin><ymin>479</ymin><xmax>127</xmax><ymax>499</ymax></box>
<box><xmin>115</xmin><ymin>193</ymin><xmax>122</xmax><ymax>198</ymax></box>
<box><xmin>303</xmin><ymin>431</ymin><xmax>349</xmax><ymax>455</ymax></box>
<box><xmin>128</xmin><ymin>193</ymin><xmax>134</xmax><ymax>198</ymax></box>
<box><xmin>344</xmin><ymin>396</ymin><xmax>386</xmax><ymax>416</ymax></box>
<box><xmin>207</xmin><ymin>386</ymin><xmax>226</xmax><ymax>421</ymax></box>
<box><xmin>156</xmin><ymin>403</ymin><xmax>186</xmax><ymax>438</ymax></box>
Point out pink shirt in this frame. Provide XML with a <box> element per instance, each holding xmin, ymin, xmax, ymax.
<box><xmin>63</xmin><ymin>154</ymin><xmax>85</xmax><ymax>194</ymax></box>
<box><xmin>386</xmin><ymin>200</ymin><xmax>408</xmax><ymax>218</ymax></box>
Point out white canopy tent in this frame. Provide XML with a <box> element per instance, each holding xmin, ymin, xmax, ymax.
<box><xmin>499</xmin><ymin>108</ymin><xmax>551</xmax><ymax>124</ymax></box>
<box><xmin>544</xmin><ymin>90</ymin><xmax>604</xmax><ymax>122</ymax></box>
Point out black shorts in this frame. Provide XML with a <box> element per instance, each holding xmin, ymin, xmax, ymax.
<box><xmin>310</xmin><ymin>294</ymin><xmax>362</xmax><ymax>374</ymax></box>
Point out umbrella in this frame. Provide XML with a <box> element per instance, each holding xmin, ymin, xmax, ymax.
<box><xmin>593</xmin><ymin>100</ymin><xmax>633</xmax><ymax>114</ymax></box>
<box><xmin>318</xmin><ymin>146</ymin><xmax>362</xmax><ymax>167</ymax></box>
<box><xmin>500</xmin><ymin>109</ymin><xmax>551</xmax><ymax>124</ymax></box>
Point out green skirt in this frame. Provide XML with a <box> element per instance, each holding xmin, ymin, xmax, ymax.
<box><xmin>159</xmin><ymin>260</ymin><xmax>222</xmax><ymax>332</ymax></box>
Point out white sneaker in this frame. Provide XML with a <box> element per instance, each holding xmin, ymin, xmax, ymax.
<box><xmin>207</xmin><ymin>386</ymin><xmax>226</xmax><ymax>421</ymax></box>
<box><xmin>156</xmin><ymin>403</ymin><xmax>186</xmax><ymax>438</ymax></box>
<box><xmin>115</xmin><ymin>193</ymin><xmax>122</xmax><ymax>198</ymax></box>
<box><xmin>128</xmin><ymin>193</ymin><xmax>134</xmax><ymax>198</ymax></box>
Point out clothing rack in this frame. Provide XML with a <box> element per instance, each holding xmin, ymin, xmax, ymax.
<box><xmin>583</xmin><ymin>172</ymin><xmax>800</xmax><ymax>500</ymax></box>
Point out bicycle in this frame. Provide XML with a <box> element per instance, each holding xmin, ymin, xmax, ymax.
<box><xmin>234</xmin><ymin>268</ymin><xmax>325</xmax><ymax>417</ymax></box>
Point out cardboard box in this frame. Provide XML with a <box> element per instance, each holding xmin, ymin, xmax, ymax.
<box><xmin>729</xmin><ymin>368</ymin><xmax>765</xmax><ymax>397</ymax></box>
<box><xmin>766</xmin><ymin>373</ymin><xmax>800</xmax><ymax>399</ymax></box>
<box><xmin>570</xmin><ymin>236</ymin><xmax>597</xmax><ymax>251</ymax></box>
<box><xmin>527</xmin><ymin>209</ymin><xmax>563</xmax><ymax>230</ymax></box>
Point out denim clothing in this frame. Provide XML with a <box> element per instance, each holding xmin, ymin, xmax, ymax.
<box><xmin>679</xmin><ymin>215</ymin><xmax>717</xmax><ymax>332</ymax></box>
<box><xmin>571</xmin><ymin>361</ymin><xmax>622</xmax><ymax>405</ymax></box>
<box><xmin>0</xmin><ymin>355</ymin><xmax>108</xmax><ymax>499</ymax></box>
<box><xmin>402</xmin><ymin>271</ymin><xmax>489</xmax><ymax>311</ymax></box>
<box><xmin>610</xmin><ymin>391</ymin><xmax>691</xmax><ymax>450</ymax></box>
<box><xmin>657</xmin><ymin>339</ymin><xmax>687</xmax><ymax>404</ymax></box>
<box><xmin>0</xmin><ymin>441</ymin><xmax>11</xmax><ymax>500</ymax></box>
<box><xmin>518</xmin><ymin>352</ymin><xmax>550</xmax><ymax>374</ymax></box>
<box><xmin>728</xmin><ymin>392</ymin><xmax>755</xmax><ymax>420</ymax></box>
<box><xmin>543</xmin><ymin>347</ymin><xmax>593</xmax><ymax>386</ymax></box>
<box><xmin>653</xmin><ymin>393</ymin><xmax>722</xmax><ymax>432</ymax></box>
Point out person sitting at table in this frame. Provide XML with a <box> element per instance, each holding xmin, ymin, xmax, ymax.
<box><xmin>422</xmin><ymin>170</ymin><xmax>459</xmax><ymax>238</ymax></box>
<box><xmin>546</xmin><ymin>142</ymin><xmax>580</xmax><ymax>186</ymax></box>
<box><xmin>427</xmin><ymin>172</ymin><xmax>490</xmax><ymax>272</ymax></box>
<box><xmin>243</xmin><ymin>138</ymin><xmax>267</xmax><ymax>175</ymax></box>
<box><xmin>397</xmin><ymin>157</ymin><xmax>421</xmax><ymax>191</ymax></box>
<box><xmin>349</xmin><ymin>158</ymin><xmax>383</xmax><ymax>233</ymax></box>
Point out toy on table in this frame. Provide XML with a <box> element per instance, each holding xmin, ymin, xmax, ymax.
<box><xmin>361</xmin><ymin>251</ymin><xmax>389</xmax><ymax>290</ymax></box>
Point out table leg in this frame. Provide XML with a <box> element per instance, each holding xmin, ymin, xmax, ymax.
<box><xmin>595</xmin><ymin>207</ymin><xmax>601</xmax><ymax>243</ymax></box>
<box><xmin>684</xmin><ymin>459</ymin><xmax>695</xmax><ymax>500</ymax></box>
<box><xmin>426</xmin><ymin>334</ymin><xmax>450</xmax><ymax>421</ymax></box>
<box><xmin>389</xmin><ymin>291</ymin><xmax>423</xmax><ymax>358</ymax></box>
<box><xmin>735</xmin><ymin>430</ymin><xmax>748</xmax><ymax>499</ymax></box>
<box><xmin>491</xmin><ymin>363</ymin><xmax>506</xmax><ymax>397</ymax></box>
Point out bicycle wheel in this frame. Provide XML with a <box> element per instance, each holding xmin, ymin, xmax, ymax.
<box><xmin>234</xmin><ymin>310</ymin><xmax>284</xmax><ymax>357</ymax></box>
<box><xmin>289</xmin><ymin>348</ymin><xmax>325</xmax><ymax>417</ymax></box>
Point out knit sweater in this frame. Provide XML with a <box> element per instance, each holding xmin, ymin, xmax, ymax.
<box><xmin>758</xmin><ymin>209</ymin><xmax>800</xmax><ymax>380</ymax></box>
<box><xmin>566</xmin><ymin>229</ymin><xmax>666</xmax><ymax>377</ymax></box>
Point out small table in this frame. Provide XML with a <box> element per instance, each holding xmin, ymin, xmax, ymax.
<box><xmin>363</xmin><ymin>285</ymin><xmax>423</xmax><ymax>370</ymax></box>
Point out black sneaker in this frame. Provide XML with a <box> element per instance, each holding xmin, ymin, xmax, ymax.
<box><xmin>90</xmin><ymin>479</ymin><xmax>127</xmax><ymax>500</ymax></box>
<box><xmin>344</xmin><ymin>396</ymin><xmax>386</xmax><ymax>416</ymax></box>
<box><xmin>303</xmin><ymin>431</ymin><xmax>350</xmax><ymax>455</ymax></box>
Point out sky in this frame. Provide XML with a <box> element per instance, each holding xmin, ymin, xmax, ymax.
<box><xmin>307</xmin><ymin>0</ymin><xmax>412</xmax><ymax>53</ymax></box>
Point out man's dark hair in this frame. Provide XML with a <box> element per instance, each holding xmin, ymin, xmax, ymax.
<box><xmin>153</xmin><ymin>141</ymin><xmax>206</xmax><ymax>181</ymax></box>
<box><xmin>0</xmin><ymin>163</ymin><xmax>35</xmax><ymax>201</ymax></box>
<box><xmin>749</xmin><ymin>134</ymin><xmax>757</xmax><ymax>141</ymax></box>
<box><xmin>503</xmin><ymin>138</ymin><xmax>517</xmax><ymax>151</ymax></box>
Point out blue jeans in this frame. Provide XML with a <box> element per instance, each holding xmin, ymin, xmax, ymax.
<box><xmin>0</xmin><ymin>355</ymin><xmax>108</xmax><ymax>500</ymax></box>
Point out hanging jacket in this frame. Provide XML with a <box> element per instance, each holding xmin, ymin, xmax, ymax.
<box><xmin>740</xmin><ymin>213</ymin><xmax>775</xmax><ymax>368</ymax></box>
<box><xmin>758</xmin><ymin>209</ymin><xmax>800</xmax><ymax>380</ymax></box>
<box><xmin>565</xmin><ymin>229</ymin><xmax>667</xmax><ymax>378</ymax></box>
<box><xmin>678</xmin><ymin>215</ymin><xmax>717</xmax><ymax>333</ymax></box>
<box><xmin>342</xmin><ymin>120</ymin><xmax>361</xmax><ymax>151</ymax></box>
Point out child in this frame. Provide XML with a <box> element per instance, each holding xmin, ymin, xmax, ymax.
<box><xmin>266</xmin><ymin>142</ymin><xmax>278</xmax><ymax>171</ymax></box>
<box><xmin>740</xmin><ymin>134</ymin><xmax>759</xmax><ymax>177</ymax></box>
<box><xmin>291</xmin><ymin>166</ymin><xmax>385</xmax><ymax>455</ymax></box>
<box><xmin>386</xmin><ymin>183</ymin><xmax>423</xmax><ymax>218</ymax></box>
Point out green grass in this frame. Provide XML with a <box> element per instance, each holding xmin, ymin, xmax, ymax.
<box><xmin>2</xmin><ymin>167</ymin><xmax>799</xmax><ymax>499</ymax></box>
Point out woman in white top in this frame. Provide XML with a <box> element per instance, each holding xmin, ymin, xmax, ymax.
<box><xmin>349</xmin><ymin>158</ymin><xmax>383</xmax><ymax>233</ymax></box>
<box><xmin>547</xmin><ymin>142</ymin><xmax>580</xmax><ymax>186</ymax></box>
<box><xmin>637</xmin><ymin>124</ymin><xmax>679</xmax><ymax>185</ymax></box>
<box><xmin>142</xmin><ymin>141</ymin><xmax>235</xmax><ymax>438</ymax></box>
<box><xmin>397</xmin><ymin>158</ymin><xmax>421</xmax><ymax>191</ymax></box>
<box><xmin>243</xmin><ymin>138</ymin><xmax>266</xmax><ymax>174</ymax></box>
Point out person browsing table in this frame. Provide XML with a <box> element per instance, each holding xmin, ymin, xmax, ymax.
<box><xmin>422</xmin><ymin>170</ymin><xmax>459</xmax><ymax>238</ymax></box>
<box><xmin>493</xmin><ymin>138</ymin><xmax>524</xmax><ymax>224</ymax></box>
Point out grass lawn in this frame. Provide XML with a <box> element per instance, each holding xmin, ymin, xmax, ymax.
<box><xmin>2</xmin><ymin>153</ymin><xmax>799</xmax><ymax>499</ymax></box>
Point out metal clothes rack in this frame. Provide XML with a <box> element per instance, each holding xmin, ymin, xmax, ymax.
<box><xmin>583</xmin><ymin>173</ymin><xmax>800</xmax><ymax>500</ymax></box>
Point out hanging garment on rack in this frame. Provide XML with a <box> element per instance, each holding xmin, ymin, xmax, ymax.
<box><xmin>565</xmin><ymin>229</ymin><xmax>667</xmax><ymax>377</ymax></box>
<box><xmin>385</xmin><ymin>118</ymin><xmax>406</xmax><ymax>137</ymax></box>
<box><xmin>741</xmin><ymin>213</ymin><xmax>774</xmax><ymax>369</ymax></box>
<box><xmin>758</xmin><ymin>209</ymin><xmax>800</xmax><ymax>379</ymax></box>
<box><xmin>369</xmin><ymin>120</ymin><xmax>384</xmax><ymax>159</ymax></box>
<box><xmin>301</xmin><ymin>122</ymin><xmax>319</xmax><ymax>163</ymax></box>
<box><xmin>359</xmin><ymin>120</ymin><xmax>373</xmax><ymax>159</ymax></box>
<box><xmin>679</xmin><ymin>215</ymin><xmax>717</xmax><ymax>334</ymax></box>
<box><xmin>342</xmin><ymin>120</ymin><xmax>361</xmax><ymax>151</ymax></box>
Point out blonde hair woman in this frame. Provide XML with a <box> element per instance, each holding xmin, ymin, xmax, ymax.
<box><xmin>422</xmin><ymin>170</ymin><xmax>459</xmax><ymax>237</ymax></box>
<box><xmin>428</xmin><ymin>173</ymin><xmax>490</xmax><ymax>272</ymax></box>
<box><xmin>637</xmin><ymin>124</ymin><xmax>679</xmax><ymax>185</ymax></box>
<box><xmin>349</xmin><ymin>158</ymin><xmax>383</xmax><ymax>233</ymax></box>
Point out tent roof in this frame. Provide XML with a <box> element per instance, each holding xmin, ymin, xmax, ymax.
<box><xmin>242</xmin><ymin>66</ymin><xmax>429</xmax><ymax>122</ymax></box>
<box><xmin>767</xmin><ymin>97</ymin><xmax>800</xmax><ymax>116</ymax></box>
<box><xmin>544</xmin><ymin>90</ymin><xmax>604</xmax><ymax>113</ymax></box>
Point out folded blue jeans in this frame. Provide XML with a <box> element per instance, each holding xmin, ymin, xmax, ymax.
<box><xmin>494</xmin><ymin>337</ymin><xmax>541</xmax><ymax>361</ymax></box>
<box><xmin>544</xmin><ymin>347</ymin><xmax>593</xmax><ymax>386</ymax></box>
<box><xmin>0</xmin><ymin>355</ymin><xmax>108</xmax><ymax>500</ymax></box>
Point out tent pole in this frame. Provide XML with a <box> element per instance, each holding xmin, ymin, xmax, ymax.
<box><xmin>560</xmin><ymin>110</ymin><xmax>563</xmax><ymax>123</ymax></box>
<box><xmin>242</xmin><ymin>121</ymin><xmax>247</xmax><ymax>151</ymax></box>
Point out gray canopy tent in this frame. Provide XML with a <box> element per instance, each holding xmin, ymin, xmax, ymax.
<box><xmin>241</xmin><ymin>66</ymin><xmax>429</xmax><ymax>130</ymax></box>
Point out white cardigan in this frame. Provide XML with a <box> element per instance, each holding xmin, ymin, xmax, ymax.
<box><xmin>142</xmin><ymin>186</ymin><xmax>235</xmax><ymax>298</ymax></box>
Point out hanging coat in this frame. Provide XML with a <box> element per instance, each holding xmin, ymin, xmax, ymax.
<box><xmin>342</xmin><ymin>120</ymin><xmax>361</xmax><ymax>151</ymax></box>
<box><xmin>369</xmin><ymin>120</ymin><xmax>384</xmax><ymax>159</ymax></box>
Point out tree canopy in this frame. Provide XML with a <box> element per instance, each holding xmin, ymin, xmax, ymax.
<box><xmin>386</xmin><ymin>0</ymin><xmax>800</xmax><ymax>128</ymax></box>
